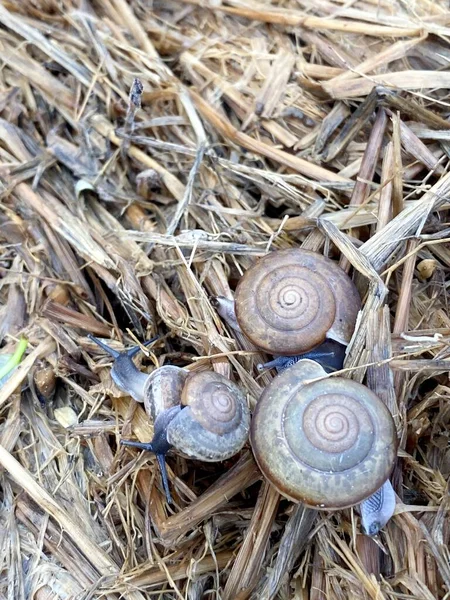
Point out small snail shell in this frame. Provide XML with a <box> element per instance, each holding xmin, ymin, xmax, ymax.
<box><xmin>251</xmin><ymin>359</ymin><xmax>397</xmax><ymax>509</ymax></box>
<box><xmin>167</xmin><ymin>371</ymin><xmax>250</xmax><ymax>462</ymax></box>
<box><xmin>234</xmin><ymin>249</ymin><xmax>361</xmax><ymax>356</ymax></box>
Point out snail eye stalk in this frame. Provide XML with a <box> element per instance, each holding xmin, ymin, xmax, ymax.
<box><xmin>88</xmin><ymin>335</ymin><xmax>158</xmax><ymax>403</ymax></box>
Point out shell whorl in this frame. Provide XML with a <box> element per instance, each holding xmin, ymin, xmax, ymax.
<box><xmin>168</xmin><ymin>371</ymin><xmax>250</xmax><ymax>462</ymax></box>
<box><xmin>250</xmin><ymin>360</ymin><xmax>397</xmax><ymax>509</ymax></box>
<box><xmin>234</xmin><ymin>249</ymin><xmax>361</xmax><ymax>356</ymax></box>
<box><xmin>181</xmin><ymin>371</ymin><xmax>244</xmax><ymax>434</ymax></box>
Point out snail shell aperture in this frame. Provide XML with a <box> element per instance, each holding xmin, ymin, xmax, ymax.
<box><xmin>250</xmin><ymin>359</ymin><xmax>397</xmax><ymax>509</ymax></box>
<box><xmin>234</xmin><ymin>249</ymin><xmax>361</xmax><ymax>356</ymax></box>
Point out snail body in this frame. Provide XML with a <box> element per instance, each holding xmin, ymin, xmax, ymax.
<box><xmin>256</xmin><ymin>339</ymin><xmax>347</xmax><ymax>374</ymax></box>
<box><xmin>360</xmin><ymin>479</ymin><xmax>396</xmax><ymax>536</ymax></box>
<box><xmin>234</xmin><ymin>249</ymin><xmax>361</xmax><ymax>356</ymax></box>
<box><xmin>250</xmin><ymin>359</ymin><xmax>397</xmax><ymax>509</ymax></box>
<box><xmin>211</xmin><ymin>296</ymin><xmax>241</xmax><ymax>332</ymax></box>
<box><xmin>89</xmin><ymin>335</ymin><xmax>250</xmax><ymax>503</ymax></box>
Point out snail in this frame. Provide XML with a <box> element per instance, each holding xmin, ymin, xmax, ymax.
<box><xmin>250</xmin><ymin>359</ymin><xmax>397</xmax><ymax>510</ymax></box>
<box><xmin>88</xmin><ymin>335</ymin><xmax>250</xmax><ymax>504</ymax></box>
<box><xmin>212</xmin><ymin>295</ymin><xmax>346</xmax><ymax>374</ymax></box>
<box><xmin>234</xmin><ymin>249</ymin><xmax>361</xmax><ymax>357</ymax></box>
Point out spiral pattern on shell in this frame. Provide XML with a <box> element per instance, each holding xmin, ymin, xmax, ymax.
<box><xmin>250</xmin><ymin>360</ymin><xmax>397</xmax><ymax>509</ymax></box>
<box><xmin>234</xmin><ymin>249</ymin><xmax>361</xmax><ymax>355</ymax></box>
<box><xmin>181</xmin><ymin>371</ymin><xmax>244</xmax><ymax>435</ymax></box>
<box><xmin>167</xmin><ymin>370</ymin><xmax>250</xmax><ymax>462</ymax></box>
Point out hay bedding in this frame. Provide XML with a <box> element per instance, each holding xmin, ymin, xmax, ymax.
<box><xmin>0</xmin><ymin>0</ymin><xmax>449</xmax><ymax>598</ymax></box>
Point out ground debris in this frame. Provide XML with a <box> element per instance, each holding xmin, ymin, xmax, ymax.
<box><xmin>0</xmin><ymin>1</ymin><xmax>449</xmax><ymax>599</ymax></box>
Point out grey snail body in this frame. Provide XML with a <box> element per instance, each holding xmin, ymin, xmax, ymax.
<box><xmin>89</xmin><ymin>335</ymin><xmax>250</xmax><ymax>504</ymax></box>
<box><xmin>360</xmin><ymin>479</ymin><xmax>396</xmax><ymax>536</ymax></box>
<box><xmin>211</xmin><ymin>296</ymin><xmax>241</xmax><ymax>332</ymax></box>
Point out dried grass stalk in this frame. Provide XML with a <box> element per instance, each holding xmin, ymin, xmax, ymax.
<box><xmin>0</xmin><ymin>0</ymin><xmax>449</xmax><ymax>597</ymax></box>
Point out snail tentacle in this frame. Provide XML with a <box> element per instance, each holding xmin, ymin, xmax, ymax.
<box><xmin>156</xmin><ymin>453</ymin><xmax>173</xmax><ymax>505</ymax></box>
<box><xmin>88</xmin><ymin>334</ymin><xmax>121</xmax><ymax>358</ymax></box>
<box><xmin>121</xmin><ymin>439</ymin><xmax>155</xmax><ymax>451</ymax></box>
<box><xmin>121</xmin><ymin>405</ymin><xmax>182</xmax><ymax>504</ymax></box>
<box><xmin>89</xmin><ymin>335</ymin><xmax>158</xmax><ymax>403</ymax></box>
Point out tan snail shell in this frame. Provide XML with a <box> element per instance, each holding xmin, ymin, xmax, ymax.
<box><xmin>250</xmin><ymin>360</ymin><xmax>397</xmax><ymax>509</ymax></box>
<box><xmin>234</xmin><ymin>249</ymin><xmax>361</xmax><ymax>356</ymax></box>
<box><xmin>143</xmin><ymin>365</ymin><xmax>188</xmax><ymax>421</ymax></box>
<box><xmin>167</xmin><ymin>371</ymin><xmax>250</xmax><ymax>461</ymax></box>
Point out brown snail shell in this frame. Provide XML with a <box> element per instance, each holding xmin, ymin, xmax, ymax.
<box><xmin>234</xmin><ymin>249</ymin><xmax>361</xmax><ymax>356</ymax></box>
<box><xmin>167</xmin><ymin>371</ymin><xmax>250</xmax><ymax>461</ymax></box>
<box><xmin>34</xmin><ymin>363</ymin><xmax>56</xmax><ymax>400</ymax></box>
<box><xmin>250</xmin><ymin>360</ymin><xmax>397</xmax><ymax>509</ymax></box>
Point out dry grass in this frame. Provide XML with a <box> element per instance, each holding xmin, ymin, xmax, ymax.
<box><xmin>0</xmin><ymin>0</ymin><xmax>449</xmax><ymax>598</ymax></box>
